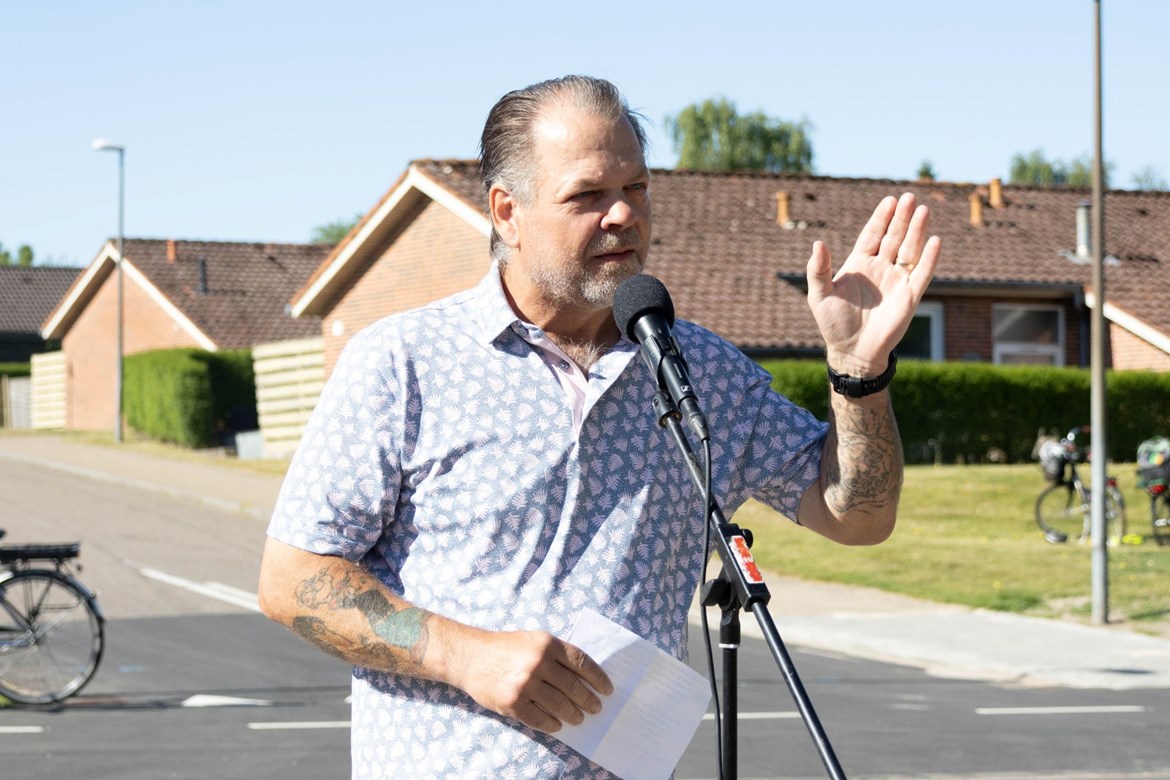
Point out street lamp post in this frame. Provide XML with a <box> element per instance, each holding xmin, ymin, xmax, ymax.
<box><xmin>92</xmin><ymin>138</ymin><xmax>125</xmax><ymax>444</ymax></box>
<box><xmin>1089</xmin><ymin>0</ymin><xmax>1108</xmax><ymax>624</ymax></box>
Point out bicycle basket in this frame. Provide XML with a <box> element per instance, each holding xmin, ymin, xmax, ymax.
<box><xmin>1137</xmin><ymin>436</ymin><xmax>1170</xmax><ymax>491</ymax></box>
<box><xmin>1038</xmin><ymin>439</ymin><xmax>1068</xmax><ymax>483</ymax></box>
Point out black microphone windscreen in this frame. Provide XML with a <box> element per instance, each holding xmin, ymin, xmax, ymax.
<box><xmin>613</xmin><ymin>274</ymin><xmax>675</xmax><ymax>340</ymax></box>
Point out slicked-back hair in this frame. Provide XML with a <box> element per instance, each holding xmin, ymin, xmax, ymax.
<box><xmin>478</xmin><ymin>75</ymin><xmax>648</xmax><ymax>263</ymax></box>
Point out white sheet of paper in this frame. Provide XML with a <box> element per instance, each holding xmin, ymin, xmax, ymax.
<box><xmin>555</xmin><ymin>608</ymin><xmax>711</xmax><ymax>780</ymax></box>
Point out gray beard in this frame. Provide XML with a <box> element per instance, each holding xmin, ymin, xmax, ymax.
<box><xmin>531</xmin><ymin>231</ymin><xmax>644</xmax><ymax>309</ymax></box>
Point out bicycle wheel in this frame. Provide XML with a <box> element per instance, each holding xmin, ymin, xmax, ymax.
<box><xmin>1104</xmin><ymin>485</ymin><xmax>1127</xmax><ymax>547</ymax></box>
<box><xmin>1035</xmin><ymin>482</ymin><xmax>1084</xmax><ymax>544</ymax></box>
<box><xmin>1152</xmin><ymin>493</ymin><xmax>1170</xmax><ymax>547</ymax></box>
<box><xmin>0</xmin><ymin>570</ymin><xmax>104</xmax><ymax>704</ymax></box>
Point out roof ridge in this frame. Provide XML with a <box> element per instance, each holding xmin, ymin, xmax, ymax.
<box><xmin>121</xmin><ymin>237</ymin><xmax>324</xmax><ymax>249</ymax></box>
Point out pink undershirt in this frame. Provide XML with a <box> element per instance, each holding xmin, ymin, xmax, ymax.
<box><xmin>514</xmin><ymin>324</ymin><xmax>596</xmax><ymax>436</ymax></box>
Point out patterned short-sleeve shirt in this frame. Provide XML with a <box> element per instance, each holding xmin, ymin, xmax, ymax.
<box><xmin>268</xmin><ymin>266</ymin><xmax>828</xmax><ymax>779</ymax></box>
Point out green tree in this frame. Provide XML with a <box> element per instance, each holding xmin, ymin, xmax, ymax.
<box><xmin>0</xmin><ymin>243</ymin><xmax>34</xmax><ymax>266</ymax></box>
<box><xmin>917</xmin><ymin>160</ymin><xmax>937</xmax><ymax>181</ymax></box>
<box><xmin>1131</xmin><ymin>165</ymin><xmax>1169</xmax><ymax>191</ymax></box>
<box><xmin>310</xmin><ymin>213</ymin><xmax>362</xmax><ymax>245</ymax></box>
<box><xmin>666</xmin><ymin>98</ymin><xmax>813</xmax><ymax>173</ymax></box>
<box><xmin>1009</xmin><ymin>149</ymin><xmax>1110</xmax><ymax>188</ymax></box>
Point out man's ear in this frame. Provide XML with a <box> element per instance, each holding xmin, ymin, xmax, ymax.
<box><xmin>489</xmin><ymin>185</ymin><xmax>521</xmax><ymax>251</ymax></box>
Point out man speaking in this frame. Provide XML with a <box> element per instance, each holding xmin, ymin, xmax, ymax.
<box><xmin>259</xmin><ymin>74</ymin><xmax>940</xmax><ymax>779</ymax></box>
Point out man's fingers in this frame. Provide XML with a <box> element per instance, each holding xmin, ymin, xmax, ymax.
<box><xmin>908</xmin><ymin>235</ymin><xmax>942</xmax><ymax>296</ymax></box>
<box><xmin>879</xmin><ymin>194</ymin><xmax>918</xmax><ymax>261</ymax></box>
<box><xmin>806</xmin><ymin>240</ymin><xmax>833</xmax><ymax>302</ymax></box>
<box><xmin>850</xmin><ymin>195</ymin><xmax>898</xmax><ymax>258</ymax></box>
<box><xmin>516</xmin><ymin>699</ymin><xmax>566</xmax><ymax>733</ymax></box>
<box><xmin>560</xmin><ymin>641</ymin><xmax>613</xmax><ymax>697</ymax></box>
<box><xmin>898</xmin><ymin>204</ymin><xmax>931</xmax><ymax>263</ymax></box>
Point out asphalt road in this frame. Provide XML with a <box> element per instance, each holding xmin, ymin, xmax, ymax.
<box><xmin>3</xmin><ymin>458</ymin><xmax>1168</xmax><ymax>779</ymax></box>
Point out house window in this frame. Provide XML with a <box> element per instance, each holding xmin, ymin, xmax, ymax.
<box><xmin>898</xmin><ymin>301</ymin><xmax>944</xmax><ymax>361</ymax></box>
<box><xmin>992</xmin><ymin>304</ymin><xmax>1064</xmax><ymax>365</ymax></box>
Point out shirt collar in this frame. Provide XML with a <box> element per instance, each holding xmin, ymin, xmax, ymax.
<box><xmin>468</xmin><ymin>262</ymin><xmax>524</xmax><ymax>347</ymax></box>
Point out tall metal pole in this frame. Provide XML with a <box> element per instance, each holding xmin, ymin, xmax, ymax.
<box><xmin>93</xmin><ymin>139</ymin><xmax>125</xmax><ymax>444</ymax></box>
<box><xmin>1090</xmin><ymin>0</ymin><xmax>1108</xmax><ymax>624</ymax></box>
<box><xmin>114</xmin><ymin>148</ymin><xmax>125</xmax><ymax>443</ymax></box>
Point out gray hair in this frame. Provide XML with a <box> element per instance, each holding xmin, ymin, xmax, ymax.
<box><xmin>478</xmin><ymin>75</ymin><xmax>648</xmax><ymax>263</ymax></box>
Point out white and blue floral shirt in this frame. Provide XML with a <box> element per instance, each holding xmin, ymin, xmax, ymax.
<box><xmin>268</xmin><ymin>265</ymin><xmax>827</xmax><ymax>779</ymax></box>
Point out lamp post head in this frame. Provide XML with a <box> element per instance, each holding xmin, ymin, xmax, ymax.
<box><xmin>91</xmin><ymin>138</ymin><xmax>124</xmax><ymax>153</ymax></box>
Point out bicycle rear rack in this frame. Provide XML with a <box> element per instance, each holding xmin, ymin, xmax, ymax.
<box><xmin>0</xmin><ymin>543</ymin><xmax>81</xmax><ymax>564</ymax></box>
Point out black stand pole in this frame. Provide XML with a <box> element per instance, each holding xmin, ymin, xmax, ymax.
<box><xmin>653</xmin><ymin>391</ymin><xmax>847</xmax><ymax>780</ymax></box>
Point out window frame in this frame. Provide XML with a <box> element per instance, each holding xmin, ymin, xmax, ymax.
<box><xmin>991</xmin><ymin>303</ymin><xmax>1065</xmax><ymax>366</ymax></box>
<box><xmin>900</xmin><ymin>300</ymin><xmax>945</xmax><ymax>361</ymax></box>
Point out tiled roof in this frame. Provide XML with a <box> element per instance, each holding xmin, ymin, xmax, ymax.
<box><xmin>120</xmin><ymin>239</ymin><xmax>330</xmax><ymax>348</ymax></box>
<box><xmin>415</xmin><ymin>160</ymin><xmax>1170</xmax><ymax>352</ymax></box>
<box><xmin>0</xmin><ymin>266</ymin><xmax>82</xmax><ymax>335</ymax></box>
<box><xmin>47</xmin><ymin>240</ymin><xmax>330</xmax><ymax>348</ymax></box>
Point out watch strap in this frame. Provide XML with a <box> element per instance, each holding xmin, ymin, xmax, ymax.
<box><xmin>827</xmin><ymin>353</ymin><xmax>897</xmax><ymax>398</ymax></box>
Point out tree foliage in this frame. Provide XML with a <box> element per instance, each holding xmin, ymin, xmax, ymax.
<box><xmin>1008</xmin><ymin>149</ymin><xmax>1111</xmax><ymax>188</ymax></box>
<box><xmin>0</xmin><ymin>243</ymin><xmax>34</xmax><ymax>266</ymax></box>
<box><xmin>1131</xmin><ymin>165</ymin><xmax>1169</xmax><ymax>191</ymax></box>
<box><xmin>916</xmin><ymin>160</ymin><xmax>937</xmax><ymax>181</ymax></box>
<box><xmin>666</xmin><ymin>98</ymin><xmax>813</xmax><ymax>173</ymax></box>
<box><xmin>310</xmin><ymin>213</ymin><xmax>362</xmax><ymax>245</ymax></box>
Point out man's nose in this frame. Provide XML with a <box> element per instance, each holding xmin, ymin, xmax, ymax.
<box><xmin>600</xmin><ymin>194</ymin><xmax>639</xmax><ymax>231</ymax></box>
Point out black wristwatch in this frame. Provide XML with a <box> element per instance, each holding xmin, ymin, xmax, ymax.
<box><xmin>827</xmin><ymin>353</ymin><xmax>897</xmax><ymax>398</ymax></box>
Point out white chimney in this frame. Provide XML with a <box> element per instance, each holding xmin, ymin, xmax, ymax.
<box><xmin>1076</xmin><ymin>201</ymin><xmax>1091</xmax><ymax>258</ymax></box>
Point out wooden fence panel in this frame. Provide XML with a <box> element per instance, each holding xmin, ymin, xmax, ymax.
<box><xmin>31</xmin><ymin>351</ymin><xmax>67</xmax><ymax>430</ymax></box>
<box><xmin>252</xmin><ymin>337</ymin><xmax>324</xmax><ymax>459</ymax></box>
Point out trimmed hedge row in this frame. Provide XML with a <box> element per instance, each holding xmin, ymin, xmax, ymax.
<box><xmin>123</xmin><ymin>348</ymin><xmax>256</xmax><ymax>448</ymax></box>
<box><xmin>0</xmin><ymin>363</ymin><xmax>31</xmax><ymax>378</ymax></box>
<box><xmin>758</xmin><ymin>358</ymin><xmax>1170</xmax><ymax>464</ymax></box>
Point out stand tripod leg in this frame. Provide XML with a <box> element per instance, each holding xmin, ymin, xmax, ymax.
<box><xmin>720</xmin><ymin>607</ymin><xmax>740</xmax><ymax>779</ymax></box>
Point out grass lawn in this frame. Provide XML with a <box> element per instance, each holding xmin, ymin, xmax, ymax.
<box><xmin>737</xmin><ymin>462</ymin><xmax>1170</xmax><ymax>633</ymax></box>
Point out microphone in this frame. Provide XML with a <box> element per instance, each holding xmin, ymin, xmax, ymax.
<box><xmin>613</xmin><ymin>274</ymin><xmax>710</xmax><ymax>442</ymax></box>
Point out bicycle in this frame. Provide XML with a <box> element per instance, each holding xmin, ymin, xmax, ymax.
<box><xmin>1136</xmin><ymin>436</ymin><xmax>1170</xmax><ymax>546</ymax></box>
<box><xmin>1034</xmin><ymin>426</ymin><xmax>1127</xmax><ymax>546</ymax></box>
<box><xmin>0</xmin><ymin>529</ymin><xmax>105</xmax><ymax>704</ymax></box>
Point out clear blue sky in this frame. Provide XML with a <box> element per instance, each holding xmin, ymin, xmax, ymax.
<box><xmin>4</xmin><ymin>1</ymin><xmax>1166</xmax><ymax>268</ymax></box>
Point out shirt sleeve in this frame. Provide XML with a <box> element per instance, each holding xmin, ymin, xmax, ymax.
<box><xmin>678</xmin><ymin>323</ymin><xmax>827</xmax><ymax>521</ymax></box>
<box><xmin>266</xmin><ymin>322</ymin><xmax>406</xmax><ymax>561</ymax></box>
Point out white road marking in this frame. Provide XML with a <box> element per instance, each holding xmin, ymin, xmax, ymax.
<box><xmin>975</xmin><ymin>705</ymin><xmax>1147</xmax><ymax>716</ymax></box>
<box><xmin>134</xmin><ymin>565</ymin><xmax>260</xmax><ymax>612</ymax></box>
<box><xmin>0</xmin><ymin>726</ymin><xmax>45</xmax><ymax>734</ymax></box>
<box><xmin>247</xmin><ymin>721</ymin><xmax>351</xmax><ymax>730</ymax></box>
<box><xmin>182</xmin><ymin>695</ymin><xmax>273</xmax><ymax>708</ymax></box>
<box><xmin>701</xmin><ymin>711</ymin><xmax>799</xmax><ymax>721</ymax></box>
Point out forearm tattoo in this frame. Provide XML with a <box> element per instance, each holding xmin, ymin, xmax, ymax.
<box><xmin>291</xmin><ymin>567</ymin><xmax>431</xmax><ymax>670</ymax></box>
<box><xmin>823</xmin><ymin>396</ymin><xmax>902</xmax><ymax>516</ymax></box>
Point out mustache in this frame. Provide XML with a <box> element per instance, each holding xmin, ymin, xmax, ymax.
<box><xmin>589</xmin><ymin>230</ymin><xmax>642</xmax><ymax>255</ymax></box>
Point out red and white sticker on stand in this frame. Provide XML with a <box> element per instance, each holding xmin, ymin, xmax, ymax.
<box><xmin>729</xmin><ymin>535</ymin><xmax>764</xmax><ymax>584</ymax></box>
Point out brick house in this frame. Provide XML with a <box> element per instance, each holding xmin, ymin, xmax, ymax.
<box><xmin>41</xmin><ymin>239</ymin><xmax>329</xmax><ymax>431</ymax></box>
<box><xmin>290</xmin><ymin>160</ymin><xmax>1170</xmax><ymax>375</ymax></box>
<box><xmin>0</xmin><ymin>266</ymin><xmax>82</xmax><ymax>363</ymax></box>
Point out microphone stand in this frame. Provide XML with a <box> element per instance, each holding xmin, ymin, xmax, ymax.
<box><xmin>650</xmin><ymin>390</ymin><xmax>847</xmax><ymax>780</ymax></box>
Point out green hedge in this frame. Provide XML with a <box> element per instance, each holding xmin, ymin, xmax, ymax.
<box><xmin>758</xmin><ymin>358</ymin><xmax>1170</xmax><ymax>464</ymax></box>
<box><xmin>0</xmin><ymin>363</ymin><xmax>31</xmax><ymax>378</ymax></box>
<box><xmin>123</xmin><ymin>348</ymin><xmax>256</xmax><ymax>448</ymax></box>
